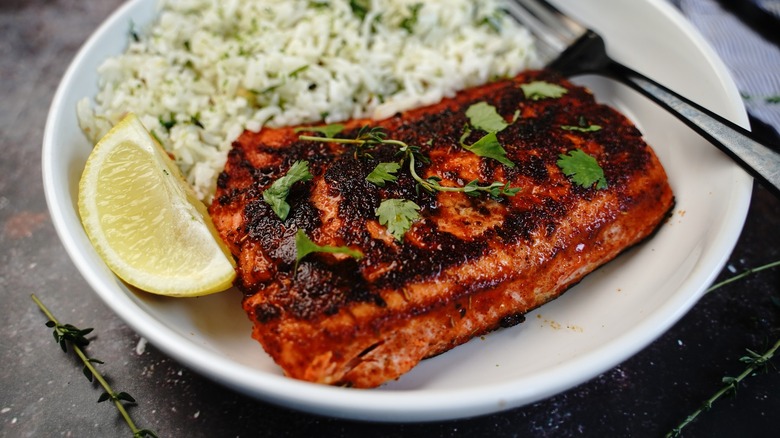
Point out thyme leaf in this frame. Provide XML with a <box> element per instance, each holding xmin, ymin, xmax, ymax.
<box><xmin>31</xmin><ymin>294</ymin><xmax>158</xmax><ymax>438</ymax></box>
<box><xmin>561</xmin><ymin>115</ymin><xmax>602</xmax><ymax>133</ymax></box>
<box><xmin>666</xmin><ymin>259</ymin><xmax>780</xmax><ymax>437</ymax></box>
<box><xmin>561</xmin><ymin>124</ymin><xmax>602</xmax><ymax>133</ymax></box>
<box><xmin>298</xmin><ymin>126</ymin><xmax>520</xmax><ymax>237</ymax></box>
<box><xmin>705</xmin><ymin>260</ymin><xmax>780</xmax><ymax>292</ymax></box>
<box><xmin>463</xmin><ymin>180</ymin><xmax>521</xmax><ymax>198</ymax></box>
<box><xmin>294</xmin><ymin>123</ymin><xmax>345</xmax><ymax>139</ymax></box>
<box><xmin>300</xmin><ymin>127</ymin><xmax>519</xmax><ymax>197</ymax></box>
<box><xmin>667</xmin><ymin>338</ymin><xmax>780</xmax><ymax>438</ymax></box>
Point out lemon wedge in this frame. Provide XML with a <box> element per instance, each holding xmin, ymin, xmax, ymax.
<box><xmin>78</xmin><ymin>113</ymin><xmax>236</xmax><ymax>297</ymax></box>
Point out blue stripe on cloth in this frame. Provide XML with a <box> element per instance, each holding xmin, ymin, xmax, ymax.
<box><xmin>675</xmin><ymin>0</ymin><xmax>780</xmax><ymax>136</ymax></box>
<box><xmin>754</xmin><ymin>0</ymin><xmax>780</xmax><ymax>18</ymax></box>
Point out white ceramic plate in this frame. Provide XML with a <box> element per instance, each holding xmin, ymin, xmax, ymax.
<box><xmin>43</xmin><ymin>0</ymin><xmax>752</xmax><ymax>422</ymax></box>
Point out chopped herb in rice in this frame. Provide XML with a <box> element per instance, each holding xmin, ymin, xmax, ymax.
<box><xmin>77</xmin><ymin>0</ymin><xmax>539</xmax><ymax>202</ymax></box>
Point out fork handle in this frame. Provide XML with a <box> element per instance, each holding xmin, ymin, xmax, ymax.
<box><xmin>609</xmin><ymin>62</ymin><xmax>780</xmax><ymax>198</ymax></box>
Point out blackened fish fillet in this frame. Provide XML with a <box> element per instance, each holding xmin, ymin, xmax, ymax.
<box><xmin>209</xmin><ymin>70</ymin><xmax>674</xmax><ymax>388</ymax></box>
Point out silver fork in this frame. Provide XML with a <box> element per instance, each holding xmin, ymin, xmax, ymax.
<box><xmin>506</xmin><ymin>0</ymin><xmax>780</xmax><ymax>198</ymax></box>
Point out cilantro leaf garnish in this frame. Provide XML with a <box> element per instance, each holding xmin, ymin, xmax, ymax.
<box><xmin>520</xmin><ymin>81</ymin><xmax>568</xmax><ymax>101</ymax></box>
<box><xmin>366</xmin><ymin>162</ymin><xmax>401</xmax><ymax>186</ymax></box>
<box><xmin>461</xmin><ymin>102</ymin><xmax>515</xmax><ymax>167</ymax></box>
<box><xmin>466</xmin><ymin>102</ymin><xmax>509</xmax><ymax>133</ymax></box>
<box><xmin>557</xmin><ymin>149</ymin><xmax>607</xmax><ymax>189</ymax></box>
<box><xmin>462</xmin><ymin>132</ymin><xmax>515</xmax><ymax>168</ymax></box>
<box><xmin>295</xmin><ymin>230</ymin><xmax>363</xmax><ymax>271</ymax></box>
<box><xmin>263</xmin><ymin>160</ymin><xmax>313</xmax><ymax>220</ymax></box>
<box><xmin>375</xmin><ymin>198</ymin><xmax>421</xmax><ymax>241</ymax></box>
<box><xmin>294</xmin><ymin>123</ymin><xmax>345</xmax><ymax>139</ymax></box>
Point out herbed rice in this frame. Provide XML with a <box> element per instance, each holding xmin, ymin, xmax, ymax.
<box><xmin>78</xmin><ymin>0</ymin><xmax>539</xmax><ymax>202</ymax></box>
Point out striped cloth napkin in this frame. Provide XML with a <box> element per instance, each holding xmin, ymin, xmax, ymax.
<box><xmin>753</xmin><ymin>0</ymin><xmax>780</xmax><ymax>17</ymax></box>
<box><xmin>672</xmin><ymin>0</ymin><xmax>780</xmax><ymax>137</ymax></box>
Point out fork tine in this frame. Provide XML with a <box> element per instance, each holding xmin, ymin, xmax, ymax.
<box><xmin>507</xmin><ymin>0</ymin><xmax>780</xmax><ymax>198</ymax></box>
<box><xmin>504</xmin><ymin>0</ymin><xmax>585</xmax><ymax>62</ymax></box>
<box><xmin>517</xmin><ymin>0</ymin><xmax>584</xmax><ymax>41</ymax></box>
<box><xmin>503</xmin><ymin>2</ymin><xmax>565</xmax><ymax>61</ymax></box>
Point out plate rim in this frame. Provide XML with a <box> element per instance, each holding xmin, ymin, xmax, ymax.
<box><xmin>42</xmin><ymin>0</ymin><xmax>753</xmax><ymax>422</ymax></box>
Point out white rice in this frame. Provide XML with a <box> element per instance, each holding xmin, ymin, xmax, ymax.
<box><xmin>78</xmin><ymin>0</ymin><xmax>539</xmax><ymax>202</ymax></box>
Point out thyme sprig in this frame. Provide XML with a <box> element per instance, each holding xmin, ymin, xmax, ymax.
<box><xmin>31</xmin><ymin>294</ymin><xmax>157</xmax><ymax>438</ymax></box>
<box><xmin>667</xmin><ymin>338</ymin><xmax>780</xmax><ymax>438</ymax></box>
<box><xmin>705</xmin><ymin>259</ymin><xmax>780</xmax><ymax>293</ymax></box>
<box><xmin>298</xmin><ymin>125</ymin><xmax>520</xmax><ymax>198</ymax></box>
<box><xmin>666</xmin><ymin>259</ymin><xmax>780</xmax><ymax>437</ymax></box>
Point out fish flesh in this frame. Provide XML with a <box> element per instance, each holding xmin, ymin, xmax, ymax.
<box><xmin>209</xmin><ymin>70</ymin><xmax>674</xmax><ymax>388</ymax></box>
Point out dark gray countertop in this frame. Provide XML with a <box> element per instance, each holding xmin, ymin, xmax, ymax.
<box><xmin>2</xmin><ymin>1</ymin><xmax>778</xmax><ymax>437</ymax></box>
